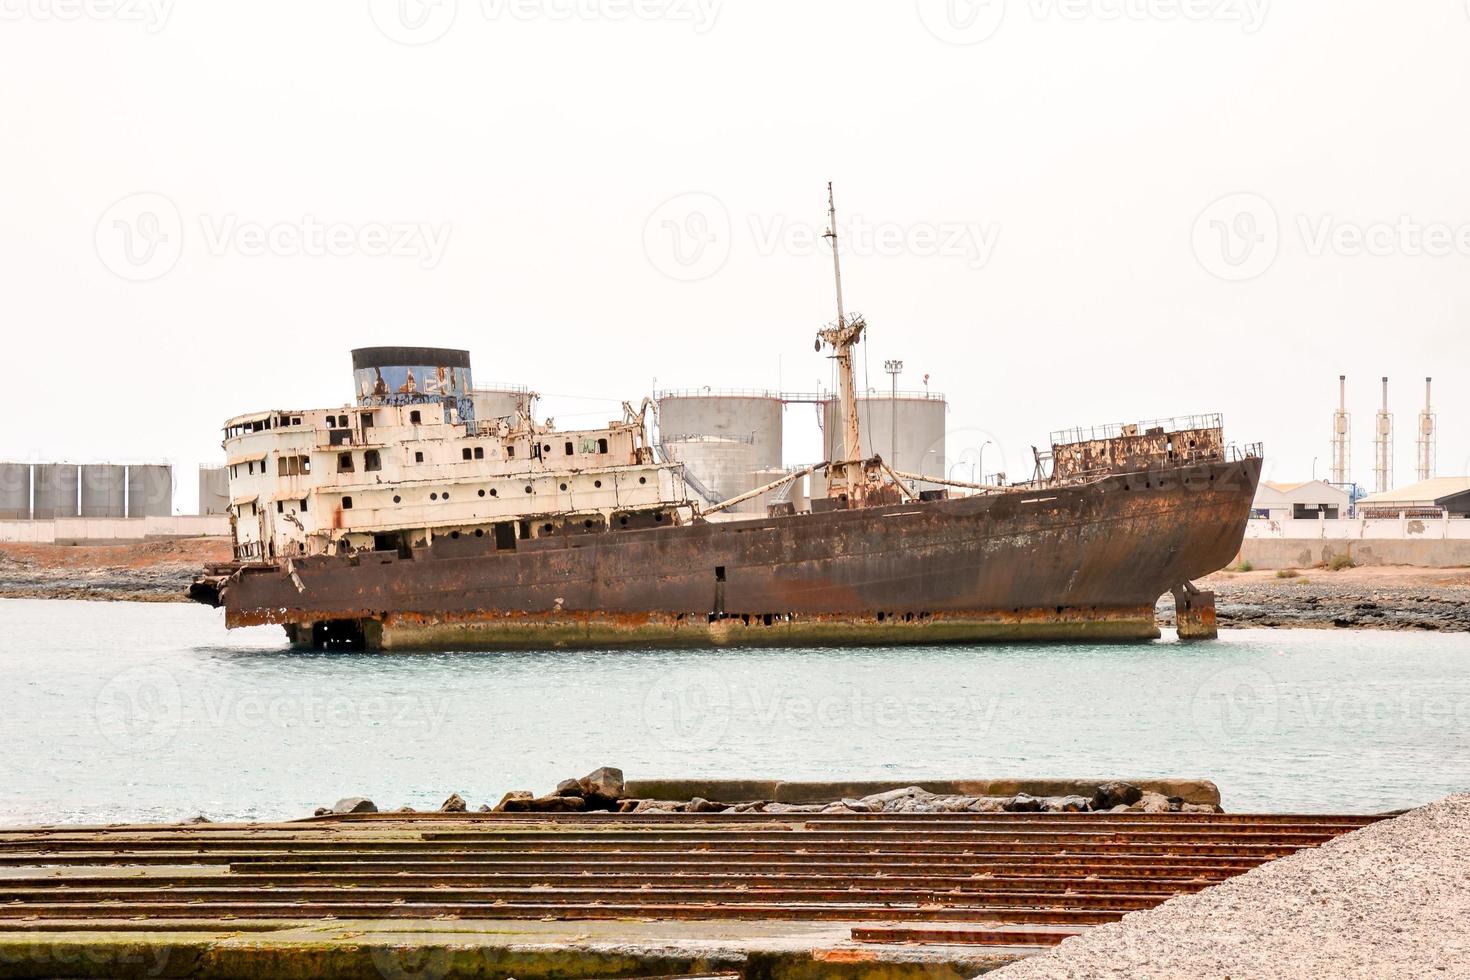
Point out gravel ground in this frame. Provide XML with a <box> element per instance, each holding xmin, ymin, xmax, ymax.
<box><xmin>991</xmin><ymin>793</ymin><xmax>1470</xmax><ymax>979</ymax></box>
<box><xmin>0</xmin><ymin>538</ymin><xmax>229</xmax><ymax>602</ymax></box>
<box><xmin>1159</xmin><ymin>566</ymin><xmax>1470</xmax><ymax>632</ymax></box>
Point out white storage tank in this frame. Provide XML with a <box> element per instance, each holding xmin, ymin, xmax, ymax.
<box><xmin>197</xmin><ymin>466</ymin><xmax>230</xmax><ymax>516</ymax></box>
<box><xmin>822</xmin><ymin>392</ymin><xmax>947</xmax><ymax>483</ymax></box>
<box><xmin>662</xmin><ymin>436</ymin><xmax>757</xmax><ymax>503</ymax></box>
<box><xmin>0</xmin><ymin>462</ymin><xmax>31</xmax><ymax>520</ymax></box>
<box><xmin>33</xmin><ymin>464</ymin><xmax>80</xmax><ymax>519</ymax></box>
<box><xmin>656</xmin><ymin>390</ymin><xmax>784</xmax><ymax>471</ymax></box>
<box><xmin>80</xmin><ymin>464</ymin><xmax>127</xmax><ymax>518</ymax></box>
<box><xmin>126</xmin><ymin>464</ymin><xmax>174</xmax><ymax>518</ymax></box>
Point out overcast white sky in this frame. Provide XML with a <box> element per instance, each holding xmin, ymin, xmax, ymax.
<box><xmin>2</xmin><ymin>0</ymin><xmax>1467</xmax><ymax>509</ymax></box>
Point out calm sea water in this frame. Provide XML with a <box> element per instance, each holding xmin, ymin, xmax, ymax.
<box><xmin>1</xmin><ymin>598</ymin><xmax>1466</xmax><ymax>824</ymax></box>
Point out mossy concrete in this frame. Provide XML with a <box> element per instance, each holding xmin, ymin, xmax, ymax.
<box><xmin>0</xmin><ymin>918</ymin><xmax>1026</xmax><ymax>979</ymax></box>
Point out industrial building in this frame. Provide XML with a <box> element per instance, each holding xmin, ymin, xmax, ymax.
<box><xmin>1251</xmin><ymin>480</ymin><xmax>1352</xmax><ymax>522</ymax></box>
<box><xmin>1357</xmin><ymin>477</ymin><xmax>1470</xmax><ymax>520</ymax></box>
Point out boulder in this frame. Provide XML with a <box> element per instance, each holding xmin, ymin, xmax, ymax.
<box><xmin>1044</xmin><ymin>795</ymin><xmax>1092</xmax><ymax>813</ymax></box>
<box><xmin>529</xmin><ymin>794</ymin><xmax>585</xmax><ymax>812</ymax></box>
<box><xmin>1091</xmin><ymin>781</ymin><xmax>1143</xmax><ymax>811</ymax></box>
<box><xmin>966</xmin><ymin>797</ymin><xmax>1007</xmax><ymax>813</ymax></box>
<box><xmin>493</xmin><ymin>791</ymin><xmax>535</xmax><ymax>813</ymax></box>
<box><xmin>477</xmin><ymin>804</ymin><xmax>492</xmax><ymax>813</ymax></box>
<box><xmin>555</xmin><ymin>778</ymin><xmax>584</xmax><ymax>798</ymax></box>
<box><xmin>858</xmin><ymin>786</ymin><xmax>929</xmax><ymax>808</ymax></box>
<box><xmin>332</xmin><ymin>797</ymin><xmax>378</xmax><ymax>814</ymax></box>
<box><xmin>688</xmin><ymin>797</ymin><xmax>728</xmax><ymax>813</ymax></box>
<box><xmin>395</xmin><ymin>806</ymin><xmax>417</xmax><ymax>813</ymax></box>
<box><xmin>841</xmin><ymin>798</ymin><xmax>876</xmax><ymax>812</ymax></box>
<box><xmin>1003</xmin><ymin>793</ymin><xmax>1044</xmax><ymax>813</ymax></box>
<box><xmin>1182</xmin><ymin>802</ymin><xmax>1221</xmax><ymax>814</ymax></box>
<box><xmin>187</xmin><ymin>814</ymin><xmax>212</xmax><ymax>824</ymax></box>
<box><xmin>440</xmin><ymin>793</ymin><xmax>467</xmax><ymax>813</ymax></box>
<box><xmin>313</xmin><ymin>807</ymin><xmax>330</xmax><ymax>817</ymax></box>
<box><xmin>1132</xmin><ymin>791</ymin><xmax>1180</xmax><ymax>813</ymax></box>
<box><xmin>578</xmin><ymin>767</ymin><xmax>626</xmax><ymax>806</ymax></box>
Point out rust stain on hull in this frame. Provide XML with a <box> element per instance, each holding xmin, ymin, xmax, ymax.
<box><xmin>217</xmin><ymin>456</ymin><xmax>1262</xmax><ymax>650</ymax></box>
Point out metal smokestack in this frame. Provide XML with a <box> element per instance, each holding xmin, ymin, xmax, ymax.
<box><xmin>1373</xmin><ymin>376</ymin><xmax>1393</xmax><ymax>495</ymax></box>
<box><xmin>1417</xmin><ymin>377</ymin><xmax>1436</xmax><ymax>482</ymax></box>
<box><xmin>1331</xmin><ymin>374</ymin><xmax>1349</xmax><ymax>486</ymax></box>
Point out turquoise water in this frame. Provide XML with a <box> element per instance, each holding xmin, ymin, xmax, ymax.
<box><xmin>0</xmin><ymin>598</ymin><xmax>1466</xmax><ymax>824</ymax></box>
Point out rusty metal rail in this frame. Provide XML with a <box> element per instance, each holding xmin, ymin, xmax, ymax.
<box><xmin>0</xmin><ymin>812</ymin><xmax>1384</xmax><ymax>948</ymax></box>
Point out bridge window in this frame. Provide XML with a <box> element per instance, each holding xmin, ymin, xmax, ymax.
<box><xmin>462</xmin><ymin>448</ymin><xmax>473</xmax><ymax>461</ymax></box>
<box><xmin>338</xmin><ymin>452</ymin><xmax>354</xmax><ymax>473</ymax></box>
<box><xmin>474</xmin><ymin>447</ymin><xmax>484</xmax><ymax>460</ymax></box>
<box><xmin>565</xmin><ymin>441</ymin><xmax>574</xmax><ymax>456</ymax></box>
<box><xmin>598</xmin><ymin>438</ymin><xmax>608</xmax><ymax>454</ymax></box>
<box><xmin>415</xmin><ymin>451</ymin><xmax>424</xmax><ymax>464</ymax></box>
<box><xmin>364</xmin><ymin>450</ymin><xmax>381</xmax><ymax>472</ymax></box>
<box><xmin>410</xmin><ymin>410</ymin><xmax>422</xmax><ymax>424</ymax></box>
<box><xmin>341</xmin><ymin>496</ymin><xmax>353</xmax><ymax>510</ymax></box>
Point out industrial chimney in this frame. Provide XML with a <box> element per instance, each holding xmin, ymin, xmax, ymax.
<box><xmin>1331</xmin><ymin>374</ymin><xmax>1349</xmax><ymax>486</ymax></box>
<box><xmin>1373</xmin><ymin>376</ymin><xmax>1393</xmax><ymax>495</ymax></box>
<box><xmin>1417</xmin><ymin>377</ymin><xmax>1436</xmax><ymax>482</ymax></box>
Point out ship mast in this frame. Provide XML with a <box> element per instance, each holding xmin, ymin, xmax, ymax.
<box><xmin>817</xmin><ymin>182</ymin><xmax>867</xmax><ymax>494</ymax></box>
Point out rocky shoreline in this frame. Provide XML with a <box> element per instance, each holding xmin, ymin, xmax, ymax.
<box><xmin>313</xmin><ymin>768</ymin><xmax>1224</xmax><ymax>818</ymax></box>
<box><xmin>0</xmin><ymin>538</ymin><xmax>229</xmax><ymax>603</ymax></box>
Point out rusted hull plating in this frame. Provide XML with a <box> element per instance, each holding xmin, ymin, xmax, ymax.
<box><xmin>217</xmin><ymin>456</ymin><xmax>1262</xmax><ymax>650</ymax></box>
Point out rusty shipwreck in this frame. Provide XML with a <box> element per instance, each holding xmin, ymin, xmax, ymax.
<box><xmin>189</xmin><ymin>188</ymin><xmax>1262</xmax><ymax>650</ymax></box>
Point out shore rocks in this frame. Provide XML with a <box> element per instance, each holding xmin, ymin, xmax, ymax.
<box><xmin>1093</xmin><ymin>781</ymin><xmax>1144</xmax><ymax>810</ymax></box>
<box><xmin>440</xmin><ymin>793</ymin><xmax>467</xmax><ymax>813</ymax></box>
<box><xmin>331</xmin><ymin>797</ymin><xmax>377</xmax><ymax>814</ymax></box>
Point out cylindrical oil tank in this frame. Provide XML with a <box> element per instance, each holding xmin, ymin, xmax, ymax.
<box><xmin>33</xmin><ymin>463</ymin><xmax>80</xmax><ymax>519</ymax></box>
<box><xmin>656</xmin><ymin>391</ymin><xmax>784</xmax><ymax>471</ymax></box>
<box><xmin>823</xmin><ymin>393</ymin><xmax>947</xmax><ymax>483</ymax></box>
<box><xmin>739</xmin><ymin>466</ymin><xmax>807</xmax><ymax>516</ymax></box>
<box><xmin>126</xmin><ymin>464</ymin><xmax>173</xmax><ymax>518</ymax></box>
<box><xmin>471</xmin><ymin>386</ymin><xmax>536</xmax><ymax>424</ymax></box>
<box><xmin>0</xmin><ymin>462</ymin><xmax>31</xmax><ymax>519</ymax></box>
<box><xmin>662</xmin><ymin>436</ymin><xmax>757</xmax><ymax>503</ymax></box>
<box><xmin>80</xmin><ymin>464</ymin><xmax>127</xmax><ymax>518</ymax></box>
<box><xmin>197</xmin><ymin>466</ymin><xmax>229</xmax><ymax>516</ymax></box>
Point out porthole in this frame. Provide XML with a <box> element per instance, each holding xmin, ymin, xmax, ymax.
<box><xmin>543</xmin><ymin>523</ymin><xmax>553</xmax><ymax>533</ymax></box>
<box><xmin>639</xmin><ymin>476</ymin><xmax>647</xmax><ymax>485</ymax></box>
<box><xmin>594</xmin><ymin>480</ymin><xmax>602</xmax><ymax>488</ymax></box>
<box><xmin>478</xmin><ymin>489</ymin><xmax>486</xmax><ymax>498</ymax></box>
<box><xmin>442</xmin><ymin>492</ymin><xmax>449</xmax><ymax>501</ymax></box>
<box><xmin>524</xmin><ymin>485</ymin><xmax>533</xmax><ymax>494</ymax></box>
<box><xmin>450</xmin><ymin>531</ymin><xmax>460</xmax><ymax>540</ymax></box>
<box><xmin>474</xmin><ymin>528</ymin><xmax>484</xmax><ymax>537</ymax></box>
<box><xmin>490</xmin><ymin>488</ymin><xmax>498</xmax><ymax>497</ymax></box>
<box><xmin>619</xmin><ymin>516</ymin><xmax>629</xmax><ymax>526</ymax></box>
<box><xmin>559</xmin><ymin>482</ymin><xmax>568</xmax><ymax>491</ymax></box>
<box><xmin>393</xmin><ymin>495</ymin><xmax>401</xmax><ymax>504</ymax></box>
<box><xmin>430</xmin><ymin>492</ymin><xmax>438</xmax><ymax>501</ymax></box>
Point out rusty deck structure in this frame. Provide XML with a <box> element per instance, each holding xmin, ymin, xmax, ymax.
<box><xmin>0</xmin><ymin>810</ymin><xmax>1385</xmax><ymax>978</ymax></box>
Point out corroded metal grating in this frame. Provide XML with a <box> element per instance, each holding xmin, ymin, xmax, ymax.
<box><xmin>0</xmin><ymin>812</ymin><xmax>1382</xmax><ymax>948</ymax></box>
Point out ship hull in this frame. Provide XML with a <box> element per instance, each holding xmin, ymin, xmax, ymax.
<box><xmin>216</xmin><ymin>455</ymin><xmax>1261</xmax><ymax>650</ymax></box>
